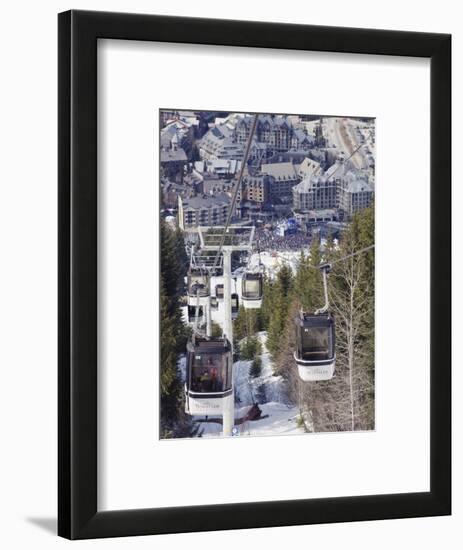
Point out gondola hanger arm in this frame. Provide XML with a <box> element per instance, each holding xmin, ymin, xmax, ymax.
<box><xmin>309</xmin><ymin>244</ymin><xmax>375</xmax><ymax>271</ymax></box>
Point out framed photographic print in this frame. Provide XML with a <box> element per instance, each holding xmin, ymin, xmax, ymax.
<box><xmin>58</xmin><ymin>10</ymin><xmax>451</xmax><ymax>539</ymax></box>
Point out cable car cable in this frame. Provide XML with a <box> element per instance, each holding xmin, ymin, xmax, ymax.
<box><xmin>212</xmin><ymin>114</ymin><xmax>259</xmax><ymax>268</ymax></box>
<box><xmin>309</xmin><ymin>244</ymin><xmax>375</xmax><ymax>271</ymax></box>
<box><xmin>314</xmin><ymin>266</ymin><xmax>330</xmax><ymax>315</ymax></box>
<box><xmin>324</xmin><ymin>129</ymin><xmax>374</xmax><ymax>182</ymax></box>
<box><xmin>326</xmin><ymin>243</ymin><xmax>375</xmax><ymax>267</ymax></box>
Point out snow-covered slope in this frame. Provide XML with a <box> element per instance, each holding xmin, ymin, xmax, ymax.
<box><xmin>198</xmin><ymin>401</ymin><xmax>304</xmax><ymax>438</ymax></box>
<box><xmin>234</xmin><ymin>332</ymin><xmax>288</xmax><ymax>406</ymax></box>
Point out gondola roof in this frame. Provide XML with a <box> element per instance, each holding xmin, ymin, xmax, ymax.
<box><xmin>295</xmin><ymin>312</ymin><xmax>333</xmax><ymax>328</ymax></box>
<box><xmin>243</xmin><ymin>272</ymin><xmax>262</xmax><ymax>280</ymax></box>
<box><xmin>187</xmin><ymin>337</ymin><xmax>231</xmax><ymax>354</ymax></box>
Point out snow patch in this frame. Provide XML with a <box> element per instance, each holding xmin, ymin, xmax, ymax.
<box><xmin>198</xmin><ymin>402</ymin><xmax>304</xmax><ymax>438</ymax></box>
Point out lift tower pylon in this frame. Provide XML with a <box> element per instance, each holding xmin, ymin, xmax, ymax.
<box><xmin>197</xmin><ymin>225</ymin><xmax>255</xmax><ymax>436</ymax></box>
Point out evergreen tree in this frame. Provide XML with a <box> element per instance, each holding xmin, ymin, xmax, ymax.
<box><xmin>234</xmin><ymin>305</ymin><xmax>260</xmax><ymax>345</ymax></box>
<box><xmin>268</xmin><ymin>207</ymin><xmax>375</xmax><ymax>432</ymax></box>
<box><xmin>160</xmin><ymin>220</ymin><xmax>198</xmax><ymax>438</ymax></box>
<box><xmin>324</xmin><ymin>230</ymin><xmax>336</xmax><ymax>259</ymax></box>
<box><xmin>174</xmin><ymin>226</ymin><xmax>189</xmax><ymax>287</ymax></box>
<box><xmin>160</xmin><ymin>218</ymin><xmax>182</xmax><ymax>308</ymax></box>
<box><xmin>292</xmin><ymin>239</ymin><xmax>324</xmax><ymax>312</ymax></box>
<box><xmin>267</xmin><ymin>264</ymin><xmax>293</xmax><ymax>362</ymax></box>
<box><xmin>160</xmin><ymin>281</ymin><xmax>183</xmax><ymax>436</ymax></box>
<box><xmin>259</xmin><ymin>274</ymin><xmax>274</xmax><ymax>331</ymax></box>
<box><xmin>233</xmin><ymin>305</ymin><xmax>246</xmax><ymax>345</ymax></box>
<box><xmin>249</xmin><ymin>355</ymin><xmax>262</xmax><ymax>378</ymax></box>
<box><xmin>239</xmin><ymin>336</ymin><xmax>262</xmax><ymax>361</ymax></box>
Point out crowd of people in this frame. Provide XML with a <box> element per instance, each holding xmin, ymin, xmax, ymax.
<box><xmin>253</xmin><ymin>227</ymin><xmax>313</xmax><ymax>252</ymax></box>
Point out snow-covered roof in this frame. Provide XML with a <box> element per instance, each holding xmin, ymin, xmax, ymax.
<box><xmin>343</xmin><ymin>172</ymin><xmax>373</xmax><ymax>193</ymax></box>
<box><xmin>194</xmin><ymin>159</ymin><xmax>241</xmax><ymax>174</ymax></box>
<box><xmin>199</xmin><ymin>124</ymin><xmax>243</xmax><ymax>158</ymax></box>
<box><xmin>261</xmin><ymin>161</ymin><xmax>298</xmax><ymax>181</ymax></box>
<box><xmin>292</xmin><ymin>128</ymin><xmax>314</xmax><ymax>145</ymax></box>
<box><xmin>160</xmin><ymin>147</ymin><xmax>187</xmax><ymax>163</ymax></box>
<box><xmin>182</xmin><ymin>192</ymin><xmax>231</xmax><ymax>209</ymax></box>
<box><xmin>297</xmin><ymin>157</ymin><xmax>323</xmax><ymax>178</ymax></box>
<box><xmin>236</xmin><ymin>114</ymin><xmax>293</xmax><ymax>130</ymax></box>
<box><xmin>324</xmin><ymin>157</ymin><xmax>355</xmax><ymax>180</ymax></box>
<box><xmin>293</xmin><ymin>173</ymin><xmax>336</xmax><ymax>193</ymax></box>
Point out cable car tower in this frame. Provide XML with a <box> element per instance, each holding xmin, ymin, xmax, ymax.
<box><xmin>184</xmin><ymin>114</ymin><xmax>260</xmax><ymax>436</ymax></box>
<box><xmin>184</xmin><ymin>226</ymin><xmax>255</xmax><ymax>435</ymax></box>
<box><xmin>186</xmin><ymin>247</ymin><xmax>223</xmax><ymax>336</ymax></box>
<box><xmin>198</xmin><ymin>225</ymin><xmax>256</xmax><ymax>351</ymax></box>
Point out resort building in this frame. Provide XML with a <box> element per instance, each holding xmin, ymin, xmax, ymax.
<box><xmin>178</xmin><ymin>193</ymin><xmax>231</xmax><ymax>230</ymax></box>
<box><xmin>160</xmin><ymin>145</ymin><xmax>187</xmax><ymax>183</ymax></box>
<box><xmin>292</xmin><ymin>166</ymin><xmax>373</xmax><ymax>218</ymax></box>
<box><xmin>260</xmin><ymin>161</ymin><xmax>299</xmax><ymax>201</ymax></box>
<box><xmin>193</xmin><ymin>159</ymin><xmax>242</xmax><ymax>179</ymax></box>
<box><xmin>237</xmin><ymin>173</ymin><xmax>270</xmax><ymax>204</ymax></box>
<box><xmin>292</xmin><ymin>175</ymin><xmax>338</xmax><ymax>211</ymax></box>
<box><xmin>235</xmin><ymin>115</ymin><xmax>295</xmax><ymax>152</ymax></box>
<box><xmin>198</xmin><ymin>125</ymin><xmax>244</xmax><ymax>161</ymax></box>
<box><xmin>337</xmin><ymin>173</ymin><xmax>374</xmax><ymax>216</ymax></box>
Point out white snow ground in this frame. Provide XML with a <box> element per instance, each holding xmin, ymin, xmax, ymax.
<box><xmin>233</xmin><ymin>332</ymin><xmax>287</xmax><ymax>406</ymax></box>
<box><xmin>197</xmin><ymin>401</ymin><xmax>304</xmax><ymax>438</ymax></box>
<box><xmin>254</xmin><ymin>250</ymin><xmax>304</xmax><ymax>276</ymax></box>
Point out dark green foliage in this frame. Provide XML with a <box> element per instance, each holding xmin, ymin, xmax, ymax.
<box><xmin>160</xmin><ymin>218</ymin><xmax>186</xmax><ymax>306</ymax></box>
<box><xmin>233</xmin><ymin>306</ymin><xmax>246</xmax><ymax>344</ymax></box>
<box><xmin>249</xmin><ymin>356</ymin><xmax>262</xmax><ymax>378</ymax></box>
<box><xmin>160</xmin><ymin>280</ymin><xmax>183</xmax><ymax>437</ymax></box>
<box><xmin>160</xmin><ymin>219</ymin><xmax>198</xmax><ymax>438</ymax></box>
<box><xmin>292</xmin><ymin>238</ymin><xmax>324</xmax><ymax>312</ymax></box>
<box><xmin>266</xmin><ymin>264</ymin><xmax>293</xmax><ymax>362</ymax></box>
<box><xmin>240</xmin><ymin>336</ymin><xmax>262</xmax><ymax>361</ymax></box>
<box><xmin>234</xmin><ymin>305</ymin><xmax>261</xmax><ymax>344</ymax></box>
<box><xmin>271</xmin><ymin>300</ymin><xmax>299</xmax><ymax>378</ymax></box>
<box><xmin>324</xmin><ymin>230</ymin><xmax>336</xmax><ymax>259</ymax></box>
<box><xmin>259</xmin><ymin>275</ymin><xmax>274</xmax><ymax>330</ymax></box>
<box><xmin>174</xmin><ymin>226</ymin><xmax>189</xmax><ymax>285</ymax></box>
<box><xmin>160</xmin><ymin>282</ymin><xmax>181</xmax><ymax>397</ymax></box>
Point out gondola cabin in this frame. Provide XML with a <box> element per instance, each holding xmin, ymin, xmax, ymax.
<box><xmin>294</xmin><ymin>312</ymin><xmax>335</xmax><ymax>381</ymax></box>
<box><xmin>185</xmin><ymin>337</ymin><xmax>233</xmax><ymax>416</ymax></box>
<box><xmin>231</xmin><ymin>293</ymin><xmax>239</xmax><ymax>319</ymax></box>
<box><xmin>187</xmin><ymin>268</ymin><xmax>210</xmax><ymax>307</ymax></box>
<box><xmin>215</xmin><ymin>284</ymin><xmax>224</xmax><ymax>300</ymax></box>
<box><xmin>241</xmin><ymin>273</ymin><xmax>263</xmax><ymax>309</ymax></box>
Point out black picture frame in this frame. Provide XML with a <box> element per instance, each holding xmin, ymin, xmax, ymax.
<box><xmin>58</xmin><ymin>9</ymin><xmax>451</xmax><ymax>540</ymax></box>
